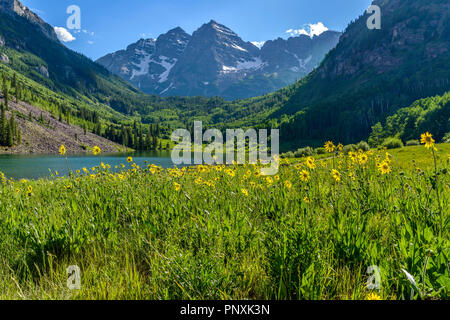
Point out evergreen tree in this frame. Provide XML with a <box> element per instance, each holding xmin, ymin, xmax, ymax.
<box><xmin>127</xmin><ymin>127</ymin><xmax>133</xmax><ymax>147</ymax></box>
<box><xmin>133</xmin><ymin>130</ymin><xmax>138</xmax><ymax>150</ymax></box>
<box><xmin>122</xmin><ymin>130</ymin><xmax>127</xmax><ymax>147</ymax></box>
<box><xmin>12</xmin><ymin>73</ymin><xmax>17</xmax><ymax>89</ymax></box>
<box><xmin>12</xmin><ymin>74</ymin><xmax>19</xmax><ymax>103</ymax></box>
<box><xmin>9</xmin><ymin>112</ymin><xmax>16</xmax><ymax>140</ymax></box>
<box><xmin>145</xmin><ymin>131</ymin><xmax>151</xmax><ymax>150</ymax></box>
<box><xmin>0</xmin><ymin>103</ymin><xmax>6</xmax><ymax>145</ymax></box>
<box><xmin>2</xmin><ymin>75</ymin><xmax>8</xmax><ymax>110</ymax></box>
<box><xmin>139</xmin><ymin>128</ymin><xmax>144</xmax><ymax>150</ymax></box>
<box><xmin>15</xmin><ymin>83</ymin><xmax>20</xmax><ymax>102</ymax></box>
<box><xmin>6</xmin><ymin>122</ymin><xmax>12</xmax><ymax>147</ymax></box>
<box><xmin>17</xmin><ymin>127</ymin><xmax>21</xmax><ymax>145</ymax></box>
<box><xmin>368</xmin><ymin>122</ymin><xmax>385</xmax><ymax>147</ymax></box>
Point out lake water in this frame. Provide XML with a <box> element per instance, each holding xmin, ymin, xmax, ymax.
<box><xmin>0</xmin><ymin>151</ymin><xmax>177</xmax><ymax>180</ymax></box>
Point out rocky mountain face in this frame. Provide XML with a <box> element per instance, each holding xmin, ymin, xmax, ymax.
<box><xmin>97</xmin><ymin>27</ymin><xmax>191</xmax><ymax>95</ymax></box>
<box><xmin>323</xmin><ymin>0</ymin><xmax>449</xmax><ymax>79</ymax></box>
<box><xmin>97</xmin><ymin>20</ymin><xmax>341</xmax><ymax>100</ymax></box>
<box><xmin>0</xmin><ymin>0</ymin><xmax>58</xmax><ymax>41</ymax></box>
<box><xmin>0</xmin><ymin>97</ymin><xmax>124</xmax><ymax>155</ymax></box>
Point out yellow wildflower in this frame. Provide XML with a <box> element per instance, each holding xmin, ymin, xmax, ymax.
<box><xmin>332</xmin><ymin>169</ymin><xmax>341</xmax><ymax>183</ymax></box>
<box><xmin>225</xmin><ymin>169</ymin><xmax>235</xmax><ymax>177</ymax></box>
<box><xmin>367</xmin><ymin>292</ymin><xmax>382</xmax><ymax>300</ymax></box>
<box><xmin>59</xmin><ymin>145</ymin><xmax>66</xmax><ymax>155</ymax></box>
<box><xmin>325</xmin><ymin>141</ymin><xmax>335</xmax><ymax>153</ymax></box>
<box><xmin>92</xmin><ymin>146</ymin><xmax>101</xmax><ymax>155</ymax></box>
<box><xmin>306</xmin><ymin>157</ymin><xmax>316</xmax><ymax>170</ymax></box>
<box><xmin>359</xmin><ymin>153</ymin><xmax>368</xmax><ymax>165</ymax></box>
<box><xmin>420</xmin><ymin>132</ymin><xmax>435</xmax><ymax>149</ymax></box>
<box><xmin>378</xmin><ymin>161</ymin><xmax>391</xmax><ymax>175</ymax></box>
<box><xmin>300</xmin><ymin>170</ymin><xmax>310</xmax><ymax>182</ymax></box>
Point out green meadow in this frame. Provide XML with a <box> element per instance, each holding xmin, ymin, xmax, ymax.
<box><xmin>0</xmin><ymin>143</ymin><xmax>448</xmax><ymax>300</ymax></box>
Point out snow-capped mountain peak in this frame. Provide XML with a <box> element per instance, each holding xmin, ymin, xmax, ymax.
<box><xmin>97</xmin><ymin>21</ymin><xmax>341</xmax><ymax>99</ymax></box>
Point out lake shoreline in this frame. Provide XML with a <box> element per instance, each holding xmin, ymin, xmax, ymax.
<box><xmin>0</xmin><ymin>150</ymin><xmax>176</xmax><ymax>180</ymax></box>
<box><xmin>0</xmin><ymin>148</ymin><xmax>134</xmax><ymax>156</ymax></box>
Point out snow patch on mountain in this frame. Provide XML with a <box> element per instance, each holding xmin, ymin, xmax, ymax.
<box><xmin>236</xmin><ymin>57</ymin><xmax>265</xmax><ymax>71</ymax></box>
<box><xmin>221</xmin><ymin>57</ymin><xmax>266</xmax><ymax>74</ymax></box>
<box><xmin>160</xmin><ymin>82</ymin><xmax>174</xmax><ymax>94</ymax></box>
<box><xmin>130</xmin><ymin>53</ymin><xmax>152</xmax><ymax>79</ymax></box>
<box><xmin>231</xmin><ymin>43</ymin><xmax>248</xmax><ymax>52</ymax></box>
<box><xmin>293</xmin><ymin>54</ymin><xmax>312</xmax><ymax>70</ymax></box>
<box><xmin>221</xmin><ymin>65</ymin><xmax>237</xmax><ymax>73</ymax></box>
<box><xmin>251</xmin><ymin>41</ymin><xmax>265</xmax><ymax>49</ymax></box>
<box><xmin>212</xmin><ymin>22</ymin><xmax>235</xmax><ymax>36</ymax></box>
<box><xmin>158</xmin><ymin>56</ymin><xmax>177</xmax><ymax>83</ymax></box>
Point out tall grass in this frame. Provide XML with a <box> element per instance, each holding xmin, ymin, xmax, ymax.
<box><xmin>0</xmin><ymin>144</ymin><xmax>448</xmax><ymax>300</ymax></box>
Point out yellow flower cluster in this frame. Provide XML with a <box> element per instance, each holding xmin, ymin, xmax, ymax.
<box><xmin>8</xmin><ymin>132</ymin><xmax>444</xmax><ymax>205</ymax></box>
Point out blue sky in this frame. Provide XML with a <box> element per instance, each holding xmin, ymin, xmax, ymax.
<box><xmin>22</xmin><ymin>0</ymin><xmax>373</xmax><ymax>60</ymax></box>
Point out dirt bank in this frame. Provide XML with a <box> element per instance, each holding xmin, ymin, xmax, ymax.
<box><xmin>0</xmin><ymin>98</ymin><xmax>126</xmax><ymax>155</ymax></box>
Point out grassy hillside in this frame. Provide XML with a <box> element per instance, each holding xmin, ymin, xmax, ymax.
<box><xmin>382</xmin><ymin>92</ymin><xmax>450</xmax><ymax>143</ymax></box>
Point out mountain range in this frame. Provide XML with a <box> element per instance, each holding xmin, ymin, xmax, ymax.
<box><xmin>96</xmin><ymin>21</ymin><xmax>341</xmax><ymax>100</ymax></box>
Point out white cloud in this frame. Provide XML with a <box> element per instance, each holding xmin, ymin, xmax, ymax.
<box><xmin>286</xmin><ymin>22</ymin><xmax>329</xmax><ymax>38</ymax></box>
<box><xmin>82</xmin><ymin>29</ymin><xmax>95</xmax><ymax>36</ymax></box>
<box><xmin>87</xmin><ymin>41</ymin><xmax>94</xmax><ymax>45</ymax></box>
<box><xmin>54</xmin><ymin>27</ymin><xmax>76</xmax><ymax>42</ymax></box>
<box><xmin>309</xmin><ymin>22</ymin><xmax>329</xmax><ymax>37</ymax></box>
<box><xmin>251</xmin><ymin>41</ymin><xmax>266</xmax><ymax>49</ymax></box>
<box><xmin>73</xmin><ymin>29</ymin><xmax>94</xmax><ymax>36</ymax></box>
